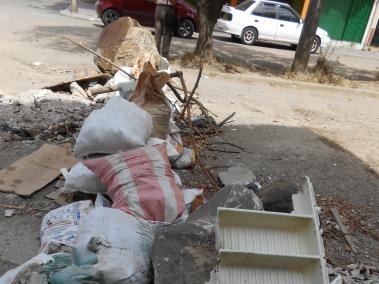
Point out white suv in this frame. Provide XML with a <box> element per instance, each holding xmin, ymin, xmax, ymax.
<box><xmin>216</xmin><ymin>0</ymin><xmax>331</xmax><ymax>53</ymax></box>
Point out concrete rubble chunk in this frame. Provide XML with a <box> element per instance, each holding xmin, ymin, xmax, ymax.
<box><xmin>218</xmin><ymin>166</ymin><xmax>256</xmax><ymax>186</ymax></box>
<box><xmin>257</xmin><ymin>180</ymin><xmax>299</xmax><ymax>213</ymax></box>
<box><xmin>152</xmin><ymin>185</ymin><xmax>263</xmax><ymax>284</ymax></box>
<box><xmin>95</xmin><ymin>17</ymin><xmax>161</xmax><ymax>75</ymax></box>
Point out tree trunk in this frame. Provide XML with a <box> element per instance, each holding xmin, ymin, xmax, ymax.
<box><xmin>194</xmin><ymin>0</ymin><xmax>225</xmax><ymax>61</ymax></box>
<box><xmin>291</xmin><ymin>0</ymin><xmax>324</xmax><ymax>73</ymax></box>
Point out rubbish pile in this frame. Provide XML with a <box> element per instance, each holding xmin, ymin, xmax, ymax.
<box><xmin>0</xmin><ymin>17</ymin><xmax>377</xmax><ymax>284</ymax></box>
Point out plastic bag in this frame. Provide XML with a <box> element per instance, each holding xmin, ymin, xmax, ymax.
<box><xmin>112</xmin><ymin>67</ymin><xmax>137</xmax><ymax>100</ymax></box>
<box><xmin>40</xmin><ymin>201</ymin><xmax>93</xmax><ymax>252</ymax></box>
<box><xmin>74</xmin><ymin>96</ymin><xmax>153</xmax><ymax>158</ymax></box>
<box><xmin>64</xmin><ymin>162</ymin><xmax>107</xmax><ymax>194</ymax></box>
<box><xmin>172</xmin><ymin>147</ymin><xmax>196</xmax><ymax>169</ymax></box>
<box><xmin>76</xmin><ymin>207</ymin><xmax>164</xmax><ymax>284</ymax></box>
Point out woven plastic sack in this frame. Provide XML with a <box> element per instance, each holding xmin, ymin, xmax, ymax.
<box><xmin>84</xmin><ymin>144</ymin><xmax>184</xmax><ymax>223</ymax></box>
<box><xmin>74</xmin><ymin>96</ymin><xmax>153</xmax><ymax>158</ymax></box>
<box><xmin>40</xmin><ymin>201</ymin><xmax>93</xmax><ymax>252</ymax></box>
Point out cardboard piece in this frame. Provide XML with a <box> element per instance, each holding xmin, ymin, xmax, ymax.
<box><xmin>0</xmin><ymin>144</ymin><xmax>77</xmax><ymax>197</ymax></box>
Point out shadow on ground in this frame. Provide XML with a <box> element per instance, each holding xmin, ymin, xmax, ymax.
<box><xmin>18</xmin><ymin>25</ymin><xmax>101</xmax><ymax>52</ymax></box>
<box><xmin>173</xmin><ymin>35</ymin><xmax>378</xmax><ymax>81</ymax></box>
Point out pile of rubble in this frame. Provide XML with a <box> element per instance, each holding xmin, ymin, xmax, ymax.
<box><xmin>0</xmin><ymin>17</ymin><xmax>378</xmax><ymax>284</ymax></box>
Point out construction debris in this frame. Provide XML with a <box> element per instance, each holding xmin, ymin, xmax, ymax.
<box><xmin>1</xmin><ymin>17</ymin><xmax>377</xmax><ymax>284</ymax></box>
<box><xmin>218</xmin><ymin>166</ymin><xmax>256</xmax><ymax>186</ymax></box>
<box><xmin>94</xmin><ymin>17</ymin><xmax>163</xmax><ymax>75</ymax></box>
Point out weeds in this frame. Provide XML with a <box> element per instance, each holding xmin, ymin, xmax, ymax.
<box><xmin>286</xmin><ymin>43</ymin><xmax>346</xmax><ymax>85</ymax></box>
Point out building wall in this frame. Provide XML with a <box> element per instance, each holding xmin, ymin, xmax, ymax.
<box><xmin>318</xmin><ymin>0</ymin><xmax>373</xmax><ymax>43</ymax></box>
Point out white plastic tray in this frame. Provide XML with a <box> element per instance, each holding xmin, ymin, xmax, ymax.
<box><xmin>210</xmin><ymin>177</ymin><xmax>328</xmax><ymax>284</ymax></box>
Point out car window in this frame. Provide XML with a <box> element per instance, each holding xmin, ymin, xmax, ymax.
<box><xmin>278</xmin><ymin>6</ymin><xmax>300</xmax><ymax>22</ymax></box>
<box><xmin>235</xmin><ymin>0</ymin><xmax>255</xmax><ymax>11</ymax></box>
<box><xmin>252</xmin><ymin>2</ymin><xmax>277</xmax><ymax>19</ymax></box>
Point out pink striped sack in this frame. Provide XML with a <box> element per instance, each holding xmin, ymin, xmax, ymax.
<box><xmin>84</xmin><ymin>144</ymin><xmax>185</xmax><ymax>223</ymax></box>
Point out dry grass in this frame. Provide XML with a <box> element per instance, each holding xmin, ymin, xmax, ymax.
<box><xmin>285</xmin><ymin>44</ymin><xmax>354</xmax><ymax>86</ymax></box>
<box><xmin>172</xmin><ymin>52</ymin><xmax>256</xmax><ymax>74</ymax></box>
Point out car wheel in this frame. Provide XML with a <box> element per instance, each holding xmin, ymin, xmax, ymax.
<box><xmin>241</xmin><ymin>27</ymin><xmax>258</xmax><ymax>45</ymax></box>
<box><xmin>177</xmin><ymin>19</ymin><xmax>195</xmax><ymax>39</ymax></box>
<box><xmin>102</xmin><ymin>9</ymin><xmax>120</xmax><ymax>25</ymax></box>
<box><xmin>311</xmin><ymin>36</ymin><xmax>321</xmax><ymax>53</ymax></box>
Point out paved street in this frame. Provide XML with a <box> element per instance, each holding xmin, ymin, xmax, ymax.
<box><xmin>1</xmin><ymin>0</ymin><xmax>377</xmax><ymax>96</ymax></box>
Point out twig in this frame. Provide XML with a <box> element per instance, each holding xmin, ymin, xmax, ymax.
<box><xmin>179</xmin><ymin>64</ymin><xmax>203</xmax><ymax>121</ymax></box>
<box><xmin>167</xmin><ymin>82</ymin><xmax>186</xmax><ymax>103</ymax></box>
<box><xmin>331</xmin><ymin>208</ymin><xmax>357</xmax><ymax>254</ymax></box>
<box><xmin>186</xmin><ymin>107</ymin><xmax>220</xmax><ymax>192</ymax></box>
<box><xmin>208</xmin><ymin>141</ymin><xmax>246</xmax><ymax>151</ymax></box>
<box><xmin>207</xmin><ymin>148</ymin><xmax>240</xmax><ymax>154</ymax></box>
<box><xmin>217</xmin><ymin>112</ymin><xmax>236</xmax><ymax>127</ymax></box>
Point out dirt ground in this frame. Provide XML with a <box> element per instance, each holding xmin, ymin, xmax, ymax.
<box><xmin>0</xmin><ymin>0</ymin><xmax>378</xmax><ymax>277</ymax></box>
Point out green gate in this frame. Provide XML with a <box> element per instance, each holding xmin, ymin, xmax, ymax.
<box><xmin>319</xmin><ymin>0</ymin><xmax>373</xmax><ymax>43</ymax></box>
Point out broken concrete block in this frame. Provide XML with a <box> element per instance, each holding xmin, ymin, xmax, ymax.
<box><xmin>257</xmin><ymin>180</ymin><xmax>299</xmax><ymax>213</ymax></box>
<box><xmin>188</xmin><ymin>185</ymin><xmax>263</xmax><ymax>222</ymax></box>
<box><xmin>152</xmin><ymin>185</ymin><xmax>263</xmax><ymax>284</ymax></box>
<box><xmin>95</xmin><ymin>17</ymin><xmax>161</xmax><ymax>75</ymax></box>
<box><xmin>218</xmin><ymin>166</ymin><xmax>255</xmax><ymax>186</ymax></box>
<box><xmin>152</xmin><ymin>219</ymin><xmax>217</xmax><ymax>284</ymax></box>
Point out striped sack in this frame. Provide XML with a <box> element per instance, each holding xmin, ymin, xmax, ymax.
<box><xmin>84</xmin><ymin>144</ymin><xmax>184</xmax><ymax>223</ymax></box>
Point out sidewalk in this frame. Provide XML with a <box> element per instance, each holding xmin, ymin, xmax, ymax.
<box><xmin>59</xmin><ymin>0</ymin><xmax>101</xmax><ymax>23</ymax></box>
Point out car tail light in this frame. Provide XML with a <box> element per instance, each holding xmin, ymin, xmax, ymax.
<box><xmin>221</xmin><ymin>12</ymin><xmax>233</xmax><ymax>21</ymax></box>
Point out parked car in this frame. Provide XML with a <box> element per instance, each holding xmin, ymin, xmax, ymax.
<box><xmin>216</xmin><ymin>0</ymin><xmax>331</xmax><ymax>53</ymax></box>
<box><xmin>96</xmin><ymin>0</ymin><xmax>198</xmax><ymax>38</ymax></box>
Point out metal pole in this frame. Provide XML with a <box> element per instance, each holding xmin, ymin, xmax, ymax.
<box><xmin>70</xmin><ymin>0</ymin><xmax>78</xmax><ymax>13</ymax></box>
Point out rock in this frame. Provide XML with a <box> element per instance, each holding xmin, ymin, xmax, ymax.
<box><xmin>152</xmin><ymin>185</ymin><xmax>263</xmax><ymax>284</ymax></box>
<box><xmin>189</xmin><ymin>185</ymin><xmax>263</xmax><ymax>222</ymax></box>
<box><xmin>56</xmin><ymin>135</ymin><xmax>65</xmax><ymax>141</ymax></box>
<box><xmin>152</xmin><ymin>220</ymin><xmax>217</xmax><ymax>284</ymax></box>
<box><xmin>95</xmin><ymin>17</ymin><xmax>161</xmax><ymax>75</ymax></box>
<box><xmin>257</xmin><ymin>180</ymin><xmax>299</xmax><ymax>213</ymax></box>
<box><xmin>12</xmin><ymin>99</ymin><xmax>22</xmax><ymax>107</ymax></box>
<box><xmin>218</xmin><ymin>166</ymin><xmax>256</xmax><ymax>186</ymax></box>
<box><xmin>4</xmin><ymin>193</ymin><xmax>19</xmax><ymax>200</ymax></box>
<box><xmin>23</xmin><ymin>110</ymin><xmax>34</xmax><ymax>122</ymax></box>
<box><xmin>70</xmin><ymin>82</ymin><xmax>89</xmax><ymax>99</ymax></box>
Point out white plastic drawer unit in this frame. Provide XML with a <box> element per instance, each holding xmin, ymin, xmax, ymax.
<box><xmin>217</xmin><ymin>209</ymin><xmax>325</xmax><ymax>284</ymax></box>
<box><xmin>218</xmin><ymin>209</ymin><xmax>319</xmax><ymax>256</ymax></box>
<box><xmin>212</xmin><ymin>177</ymin><xmax>328</xmax><ymax>284</ymax></box>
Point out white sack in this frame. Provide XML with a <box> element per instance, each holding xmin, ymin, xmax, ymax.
<box><xmin>64</xmin><ymin>162</ymin><xmax>107</xmax><ymax>194</ymax></box>
<box><xmin>76</xmin><ymin>207</ymin><xmax>163</xmax><ymax>284</ymax></box>
<box><xmin>74</xmin><ymin>96</ymin><xmax>153</xmax><ymax>158</ymax></box>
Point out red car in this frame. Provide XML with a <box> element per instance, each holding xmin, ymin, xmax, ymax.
<box><xmin>96</xmin><ymin>0</ymin><xmax>198</xmax><ymax>38</ymax></box>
